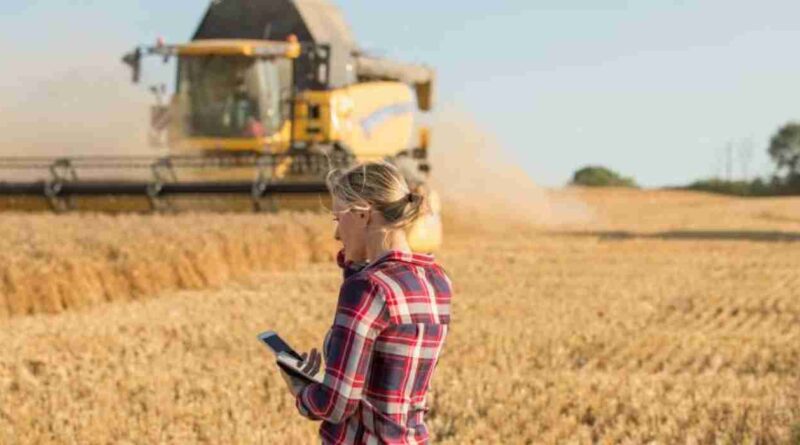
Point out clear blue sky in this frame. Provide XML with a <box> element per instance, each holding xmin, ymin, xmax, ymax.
<box><xmin>2</xmin><ymin>1</ymin><xmax>800</xmax><ymax>187</ymax></box>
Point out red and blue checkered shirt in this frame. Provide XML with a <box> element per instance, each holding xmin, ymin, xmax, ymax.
<box><xmin>296</xmin><ymin>249</ymin><xmax>452</xmax><ymax>444</ymax></box>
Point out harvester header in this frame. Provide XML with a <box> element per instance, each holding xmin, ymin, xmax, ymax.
<box><xmin>0</xmin><ymin>0</ymin><xmax>442</xmax><ymax>251</ymax></box>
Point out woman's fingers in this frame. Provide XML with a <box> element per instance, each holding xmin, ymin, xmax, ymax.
<box><xmin>296</xmin><ymin>348</ymin><xmax>322</xmax><ymax>376</ymax></box>
<box><xmin>311</xmin><ymin>349</ymin><xmax>321</xmax><ymax>375</ymax></box>
<box><xmin>302</xmin><ymin>348</ymin><xmax>318</xmax><ymax>374</ymax></box>
<box><xmin>299</xmin><ymin>350</ymin><xmax>310</xmax><ymax>372</ymax></box>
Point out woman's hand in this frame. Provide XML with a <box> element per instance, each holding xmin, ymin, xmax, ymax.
<box><xmin>280</xmin><ymin>348</ymin><xmax>322</xmax><ymax>397</ymax></box>
<box><xmin>280</xmin><ymin>369</ymin><xmax>306</xmax><ymax>397</ymax></box>
<box><xmin>299</xmin><ymin>348</ymin><xmax>322</xmax><ymax>376</ymax></box>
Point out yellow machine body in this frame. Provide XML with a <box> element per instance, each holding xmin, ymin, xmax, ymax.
<box><xmin>293</xmin><ymin>82</ymin><xmax>416</xmax><ymax>159</ymax></box>
<box><xmin>162</xmin><ymin>39</ymin><xmax>419</xmax><ymax>163</ymax></box>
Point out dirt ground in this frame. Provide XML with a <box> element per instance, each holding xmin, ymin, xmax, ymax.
<box><xmin>1</xmin><ymin>188</ymin><xmax>799</xmax><ymax>444</ymax></box>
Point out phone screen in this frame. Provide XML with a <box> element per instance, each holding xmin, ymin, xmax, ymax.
<box><xmin>260</xmin><ymin>333</ymin><xmax>302</xmax><ymax>360</ymax></box>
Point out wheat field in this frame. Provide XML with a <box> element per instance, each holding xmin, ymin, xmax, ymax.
<box><xmin>1</xmin><ymin>189</ymin><xmax>799</xmax><ymax>444</ymax></box>
<box><xmin>0</xmin><ymin>212</ymin><xmax>338</xmax><ymax>318</ymax></box>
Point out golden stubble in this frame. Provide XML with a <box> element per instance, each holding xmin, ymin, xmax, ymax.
<box><xmin>1</xmin><ymin>189</ymin><xmax>799</xmax><ymax>444</ymax></box>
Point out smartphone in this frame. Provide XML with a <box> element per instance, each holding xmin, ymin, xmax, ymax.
<box><xmin>257</xmin><ymin>331</ymin><xmax>322</xmax><ymax>384</ymax></box>
<box><xmin>257</xmin><ymin>331</ymin><xmax>303</xmax><ymax>361</ymax></box>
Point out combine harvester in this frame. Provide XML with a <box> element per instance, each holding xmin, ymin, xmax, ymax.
<box><xmin>0</xmin><ymin>0</ymin><xmax>441</xmax><ymax>250</ymax></box>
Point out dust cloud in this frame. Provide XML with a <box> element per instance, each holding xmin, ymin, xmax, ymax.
<box><xmin>0</xmin><ymin>70</ymin><xmax>152</xmax><ymax>157</ymax></box>
<box><xmin>428</xmin><ymin>106</ymin><xmax>593</xmax><ymax>229</ymax></box>
<box><xmin>0</xmin><ymin>35</ymin><xmax>158</xmax><ymax>180</ymax></box>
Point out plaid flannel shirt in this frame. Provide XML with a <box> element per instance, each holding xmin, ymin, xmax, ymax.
<box><xmin>296</xmin><ymin>249</ymin><xmax>452</xmax><ymax>444</ymax></box>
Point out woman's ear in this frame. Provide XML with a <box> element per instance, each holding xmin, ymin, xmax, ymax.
<box><xmin>363</xmin><ymin>209</ymin><xmax>373</xmax><ymax>228</ymax></box>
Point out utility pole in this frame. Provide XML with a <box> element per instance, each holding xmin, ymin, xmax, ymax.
<box><xmin>715</xmin><ymin>144</ymin><xmax>726</xmax><ymax>179</ymax></box>
<box><xmin>726</xmin><ymin>141</ymin><xmax>734</xmax><ymax>182</ymax></box>
<box><xmin>738</xmin><ymin>138</ymin><xmax>754</xmax><ymax>181</ymax></box>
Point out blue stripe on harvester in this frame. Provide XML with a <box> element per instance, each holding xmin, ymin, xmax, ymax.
<box><xmin>360</xmin><ymin>102</ymin><xmax>415</xmax><ymax>137</ymax></box>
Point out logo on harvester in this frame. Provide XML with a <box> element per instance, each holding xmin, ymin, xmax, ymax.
<box><xmin>360</xmin><ymin>102</ymin><xmax>415</xmax><ymax>137</ymax></box>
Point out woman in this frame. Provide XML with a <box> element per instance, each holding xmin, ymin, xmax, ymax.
<box><xmin>281</xmin><ymin>161</ymin><xmax>453</xmax><ymax>444</ymax></box>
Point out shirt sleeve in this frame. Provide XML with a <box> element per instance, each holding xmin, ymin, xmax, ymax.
<box><xmin>296</xmin><ymin>274</ymin><xmax>388</xmax><ymax>423</ymax></box>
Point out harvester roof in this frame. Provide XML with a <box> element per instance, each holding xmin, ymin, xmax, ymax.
<box><xmin>175</xmin><ymin>39</ymin><xmax>300</xmax><ymax>58</ymax></box>
<box><xmin>193</xmin><ymin>0</ymin><xmax>356</xmax><ymax>87</ymax></box>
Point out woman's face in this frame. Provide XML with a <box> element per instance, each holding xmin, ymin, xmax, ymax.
<box><xmin>332</xmin><ymin>197</ymin><xmax>369</xmax><ymax>262</ymax></box>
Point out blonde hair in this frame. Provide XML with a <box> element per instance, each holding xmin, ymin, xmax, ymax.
<box><xmin>326</xmin><ymin>161</ymin><xmax>426</xmax><ymax>229</ymax></box>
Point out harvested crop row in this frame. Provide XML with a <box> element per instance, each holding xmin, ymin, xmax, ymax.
<box><xmin>0</xmin><ymin>212</ymin><xmax>337</xmax><ymax>318</ymax></box>
<box><xmin>1</xmin><ymin>190</ymin><xmax>799</xmax><ymax>443</ymax></box>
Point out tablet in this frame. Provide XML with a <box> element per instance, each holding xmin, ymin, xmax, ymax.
<box><xmin>257</xmin><ymin>331</ymin><xmax>322</xmax><ymax>385</ymax></box>
<box><xmin>257</xmin><ymin>331</ymin><xmax>302</xmax><ymax>360</ymax></box>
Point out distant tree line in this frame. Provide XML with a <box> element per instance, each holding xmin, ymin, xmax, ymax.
<box><xmin>571</xmin><ymin>166</ymin><xmax>638</xmax><ymax>188</ymax></box>
<box><xmin>685</xmin><ymin>122</ymin><xmax>800</xmax><ymax>196</ymax></box>
<box><xmin>569</xmin><ymin>122</ymin><xmax>800</xmax><ymax>195</ymax></box>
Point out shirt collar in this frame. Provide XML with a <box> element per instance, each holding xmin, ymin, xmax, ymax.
<box><xmin>363</xmin><ymin>249</ymin><xmax>435</xmax><ymax>271</ymax></box>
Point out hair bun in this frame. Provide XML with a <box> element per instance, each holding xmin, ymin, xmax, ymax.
<box><xmin>408</xmin><ymin>192</ymin><xmax>421</xmax><ymax>204</ymax></box>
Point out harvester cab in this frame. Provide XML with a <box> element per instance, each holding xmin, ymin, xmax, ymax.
<box><xmin>0</xmin><ymin>0</ymin><xmax>442</xmax><ymax>252</ymax></box>
<box><xmin>123</xmin><ymin>38</ymin><xmax>303</xmax><ymax>151</ymax></box>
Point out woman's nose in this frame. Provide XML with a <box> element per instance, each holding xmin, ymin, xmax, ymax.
<box><xmin>334</xmin><ymin>224</ymin><xmax>341</xmax><ymax>241</ymax></box>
